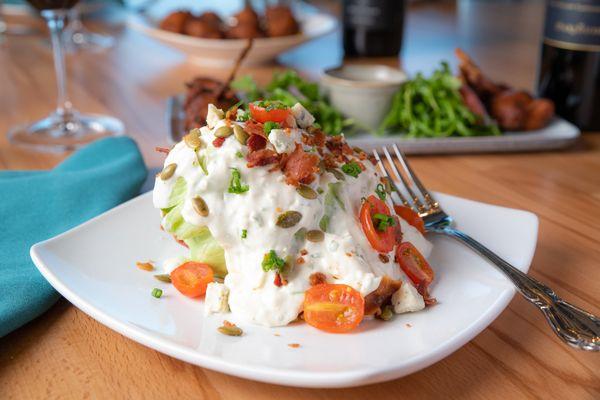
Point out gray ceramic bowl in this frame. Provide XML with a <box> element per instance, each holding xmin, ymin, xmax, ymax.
<box><xmin>321</xmin><ymin>64</ymin><xmax>407</xmax><ymax>131</ymax></box>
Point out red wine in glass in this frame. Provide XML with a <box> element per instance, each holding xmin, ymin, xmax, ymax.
<box><xmin>8</xmin><ymin>0</ymin><xmax>124</xmax><ymax>152</ymax></box>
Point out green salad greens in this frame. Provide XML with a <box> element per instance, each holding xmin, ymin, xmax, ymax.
<box><xmin>232</xmin><ymin>70</ymin><xmax>353</xmax><ymax>136</ymax></box>
<box><xmin>379</xmin><ymin>62</ymin><xmax>501</xmax><ymax>137</ymax></box>
<box><xmin>161</xmin><ymin>177</ymin><xmax>227</xmax><ymax>278</ymax></box>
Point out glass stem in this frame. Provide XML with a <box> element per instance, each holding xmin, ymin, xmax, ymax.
<box><xmin>41</xmin><ymin>10</ymin><xmax>72</xmax><ymax>117</ymax></box>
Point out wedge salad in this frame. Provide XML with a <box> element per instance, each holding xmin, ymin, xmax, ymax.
<box><xmin>152</xmin><ymin>100</ymin><xmax>437</xmax><ymax>333</ymax></box>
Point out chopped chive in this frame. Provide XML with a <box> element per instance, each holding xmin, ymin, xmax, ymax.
<box><xmin>373</xmin><ymin>213</ymin><xmax>396</xmax><ymax>231</ymax></box>
<box><xmin>241</xmin><ymin>229</ymin><xmax>247</xmax><ymax>239</ymax></box>
<box><xmin>341</xmin><ymin>161</ymin><xmax>362</xmax><ymax>178</ymax></box>
<box><xmin>151</xmin><ymin>288</ymin><xmax>163</xmax><ymax>298</ymax></box>
<box><xmin>235</xmin><ymin>150</ymin><xmax>244</xmax><ymax>159</ymax></box>
<box><xmin>263</xmin><ymin>121</ymin><xmax>281</xmax><ymax>134</ymax></box>
<box><xmin>262</xmin><ymin>250</ymin><xmax>286</xmax><ymax>273</ymax></box>
<box><xmin>228</xmin><ymin>168</ymin><xmax>249</xmax><ymax>194</ymax></box>
<box><xmin>375</xmin><ymin>183</ymin><xmax>386</xmax><ymax>200</ymax></box>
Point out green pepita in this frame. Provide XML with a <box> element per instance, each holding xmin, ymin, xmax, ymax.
<box><xmin>192</xmin><ymin>196</ymin><xmax>209</xmax><ymax>217</ymax></box>
<box><xmin>154</xmin><ymin>274</ymin><xmax>172</xmax><ymax>283</ymax></box>
<box><xmin>214</xmin><ymin>125</ymin><xmax>233</xmax><ymax>138</ymax></box>
<box><xmin>218</xmin><ymin>325</ymin><xmax>243</xmax><ymax>336</ymax></box>
<box><xmin>233</xmin><ymin>124</ymin><xmax>249</xmax><ymax>145</ymax></box>
<box><xmin>306</xmin><ymin>230</ymin><xmax>324</xmax><ymax>242</ymax></box>
<box><xmin>296</xmin><ymin>185</ymin><xmax>318</xmax><ymax>200</ymax></box>
<box><xmin>328</xmin><ymin>168</ymin><xmax>345</xmax><ymax>181</ymax></box>
<box><xmin>276</xmin><ymin>211</ymin><xmax>302</xmax><ymax>228</ymax></box>
<box><xmin>378</xmin><ymin>305</ymin><xmax>394</xmax><ymax>321</ymax></box>
<box><xmin>183</xmin><ymin>130</ymin><xmax>202</xmax><ymax>149</ymax></box>
<box><xmin>160</xmin><ymin>163</ymin><xmax>177</xmax><ymax>180</ymax></box>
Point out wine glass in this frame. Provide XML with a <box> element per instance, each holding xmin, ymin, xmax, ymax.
<box><xmin>8</xmin><ymin>0</ymin><xmax>124</xmax><ymax>152</ymax></box>
<box><xmin>62</xmin><ymin>3</ymin><xmax>114</xmax><ymax>52</ymax></box>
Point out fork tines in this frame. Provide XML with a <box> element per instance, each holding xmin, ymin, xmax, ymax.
<box><xmin>373</xmin><ymin>144</ymin><xmax>439</xmax><ymax>217</ymax></box>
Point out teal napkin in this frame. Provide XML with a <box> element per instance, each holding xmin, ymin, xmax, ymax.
<box><xmin>0</xmin><ymin>137</ymin><xmax>147</xmax><ymax>337</ymax></box>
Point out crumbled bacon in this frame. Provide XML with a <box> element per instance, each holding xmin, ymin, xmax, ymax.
<box><xmin>274</xmin><ymin>273</ymin><xmax>288</xmax><ymax>287</ymax></box>
<box><xmin>309</xmin><ymin>272</ymin><xmax>326</xmax><ymax>286</ymax></box>
<box><xmin>244</xmin><ymin>119</ymin><xmax>266</xmax><ymax>137</ymax></box>
<box><xmin>302</xmin><ymin>129</ymin><xmax>326</xmax><ymax>148</ymax></box>
<box><xmin>283</xmin><ymin>144</ymin><xmax>319</xmax><ymax>186</ymax></box>
<box><xmin>247</xmin><ymin>149</ymin><xmax>280</xmax><ymax>167</ymax></box>
<box><xmin>296</xmin><ymin>257</ymin><xmax>305</xmax><ymax>265</ymax></box>
<box><xmin>247</xmin><ymin>134</ymin><xmax>267</xmax><ymax>152</ymax></box>
<box><xmin>364</xmin><ymin>276</ymin><xmax>402</xmax><ymax>315</ymax></box>
<box><xmin>213</xmin><ymin>137</ymin><xmax>225</xmax><ymax>147</ymax></box>
<box><xmin>378</xmin><ymin>253</ymin><xmax>390</xmax><ymax>263</ymax></box>
<box><xmin>155</xmin><ymin>146</ymin><xmax>170</xmax><ymax>154</ymax></box>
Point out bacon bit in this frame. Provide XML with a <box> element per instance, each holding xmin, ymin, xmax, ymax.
<box><xmin>416</xmin><ymin>283</ymin><xmax>438</xmax><ymax>306</ymax></box>
<box><xmin>288</xmin><ymin>343</ymin><xmax>301</xmax><ymax>348</ymax></box>
<box><xmin>425</xmin><ymin>296</ymin><xmax>438</xmax><ymax>306</ymax></box>
<box><xmin>378</xmin><ymin>253</ymin><xmax>390</xmax><ymax>263</ymax></box>
<box><xmin>247</xmin><ymin>149</ymin><xmax>279</xmax><ymax>167</ymax></box>
<box><xmin>175</xmin><ymin>236</ymin><xmax>189</xmax><ymax>248</ymax></box>
<box><xmin>357</xmin><ymin>151</ymin><xmax>367</xmax><ymax>160</ymax></box>
<box><xmin>406</xmin><ymin>323</ymin><xmax>412</xmax><ymax>328</ymax></box>
<box><xmin>275</xmin><ymin>207</ymin><xmax>282</xmax><ymax>213</ymax></box>
<box><xmin>300</xmin><ymin>249</ymin><xmax>308</xmax><ymax>256</ymax></box>
<box><xmin>368</xmin><ymin>154</ymin><xmax>377</xmax><ymax>165</ymax></box>
<box><xmin>309</xmin><ymin>272</ymin><xmax>326</xmax><ymax>286</ymax></box>
<box><xmin>155</xmin><ymin>146</ymin><xmax>170</xmax><ymax>155</ymax></box>
<box><xmin>283</xmin><ymin>144</ymin><xmax>319</xmax><ymax>186</ymax></box>
<box><xmin>225</xmin><ymin>106</ymin><xmax>238</xmax><ymax>120</ymax></box>
<box><xmin>296</xmin><ymin>257</ymin><xmax>305</xmax><ymax>265</ymax></box>
<box><xmin>346</xmin><ymin>252</ymin><xmax>353</xmax><ymax>257</ymax></box>
<box><xmin>247</xmin><ymin>134</ymin><xmax>267</xmax><ymax>152</ymax></box>
<box><xmin>244</xmin><ymin>119</ymin><xmax>266</xmax><ymax>137</ymax></box>
<box><xmin>274</xmin><ymin>273</ymin><xmax>288</xmax><ymax>287</ymax></box>
<box><xmin>223</xmin><ymin>320</ymin><xmax>235</xmax><ymax>328</ymax></box>
<box><xmin>213</xmin><ymin>137</ymin><xmax>226</xmax><ymax>147</ymax></box>
<box><xmin>364</xmin><ymin>276</ymin><xmax>403</xmax><ymax>315</ymax></box>
<box><xmin>136</xmin><ymin>261</ymin><xmax>154</xmax><ymax>271</ymax></box>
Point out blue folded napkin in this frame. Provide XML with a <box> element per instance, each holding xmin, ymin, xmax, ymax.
<box><xmin>0</xmin><ymin>137</ymin><xmax>147</xmax><ymax>337</ymax></box>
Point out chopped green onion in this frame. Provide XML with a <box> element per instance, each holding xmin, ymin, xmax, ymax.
<box><xmin>341</xmin><ymin>161</ymin><xmax>362</xmax><ymax>178</ymax></box>
<box><xmin>241</xmin><ymin>229</ymin><xmax>247</xmax><ymax>239</ymax></box>
<box><xmin>261</xmin><ymin>250</ymin><xmax>286</xmax><ymax>273</ymax></box>
<box><xmin>236</xmin><ymin>110</ymin><xmax>250</xmax><ymax>122</ymax></box>
<box><xmin>375</xmin><ymin>183</ymin><xmax>386</xmax><ymax>200</ymax></box>
<box><xmin>373</xmin><ymin>213</ymin><xmax>396</xmax><ymax>231</ymax></box>
<box><xmin>236</xmin><ymin>150</ymin><xmax>244</xmax><ymax>159</ymax></box>
<box><xmin>151</xmin><ymin>288</ymin><xmax>163</xmax><ymax>298</ymax></box>
<box><xmin>253</xmin><ymin>100</ymin><xmax>287</xmax><ymax>111</ymax></box>
<box><xmin>263</xmin><ymin>121</ymin><xmax>281</xmax><ymax>134</ymax></box>
<box><xmin>228</xmin><ymin>168</ymin><xmax>249</xmax><ymax>194</ymax></box>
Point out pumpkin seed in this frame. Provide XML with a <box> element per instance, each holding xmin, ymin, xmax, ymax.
<box><xmin>218</xmin><ymin>325</ymin><xmax>243</xmax><ymax>336</ymax></box>
<box><xmin>328</xmin><ymin>168</ymin><xmax>345</xmax><ymax>181</ymax></box>
<box><xmin>214</xmin><ymin>125</ymin><xmax>233</xmax><ymax>138</ymax></box>
<box><xmin>136</xmin><ymin>262</ymin><xmax>154</xmax><ymax>271</ymax></box>
<box><xmin>160</xmin><ymin>163</ymin><xmax>177</xmax><ymax>180</ymax></box>
<box><xmin>378</xmin><ymin>305</ymin><xmax>394</xmax><ymax>321</ymax></box>
<box><xmin>183</xmin><ymin>130</ymin><xmax>202</xmax><ymax>149</ymax></box>
<box><xmin>306</xmin><ymin>230</ymin><xmax>324</xmax><ymax>242</ymax></box>
<box><xmin>233</xmin><ymin>124</ymin><xmax>249</xmax><ymax>145</ymax></box>
<box><xmin>192</xmin><ymin>196</ymin><xmax>209</xmax><ymax>217</ymax></box>
<box><xmin>276</xmin><ymin>211</ymin><xmax>302</xmax><ymax>228</ymax></box>
<box><xmin>154</xmin><ymin>274</ymin><xmax>172</xmax><ymax>283</ymax></box>
<box><xmin>294</xmin><ymin>227</ymin><xmax>307</xmax><ymax>241</ymax></box>
<box><xmin>296</xmin><ymin>185</ymin><xmax>318</xmax><ymax>200</ymax></box>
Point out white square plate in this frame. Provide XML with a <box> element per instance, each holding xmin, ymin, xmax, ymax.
<box><xmin>31</xmin><ymin>191</ymin><xmax>538</xmax><ymax>388</ymax></box>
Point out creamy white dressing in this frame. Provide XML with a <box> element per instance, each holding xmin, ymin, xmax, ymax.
<box><xmin>153</xmin><ymin>105</ymin><xmax>432</xmax><ymax>327</ymax></box>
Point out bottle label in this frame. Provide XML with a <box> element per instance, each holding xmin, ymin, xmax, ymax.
<box><xmin>343</xmin><ymin>0</ymin><xmax>402</xmax><ymax>30</ymax></box>
<box><xmin>544</xmin><ymin>0</ymin><xmax>600</xmax><ymax>51</ymax></box>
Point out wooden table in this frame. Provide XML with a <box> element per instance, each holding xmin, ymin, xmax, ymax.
<box><xmin>1</xmin><ymin>1</ymin><xmax>599</xmax><ymax>399</ymax></box>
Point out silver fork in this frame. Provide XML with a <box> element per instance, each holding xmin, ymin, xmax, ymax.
<box><xmin>374</xmin><ymin>144</ymin><xmax>600</xmax><ymax>351</ymax></box>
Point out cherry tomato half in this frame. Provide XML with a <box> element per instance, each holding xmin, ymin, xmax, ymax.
<box><xmin>249</xmin><ymin>101</ymin><xmax>291</xmax><ymax>124</ymax></box>
<box><xmin>360</xmin><ymin>195</ymin><xmax>396</xmax><ymax>253</ymax></box>
<box><xmin>394</xmin><ymin>205</ymin><xmax>426</xmax><ymax>234</ymax></box>
<box><xmin>171</xmin><ymin>261</ymin><xmax>214</xmax><ymax>298</ymax></box>
<box><xmin>395</xmin><ymin>242</ymin><xmax>434</xmax><ymax>289</ymax></box>
<box><xmin>303</xmin><ymin>284</ymin><xmax>365</xmax><ymax>333</ymax></box>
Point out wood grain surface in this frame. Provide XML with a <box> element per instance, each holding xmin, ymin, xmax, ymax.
<box><xmin>1</xmin><ymin>1</ymin><xmax>599</xmax><ymax>399</ymax></box>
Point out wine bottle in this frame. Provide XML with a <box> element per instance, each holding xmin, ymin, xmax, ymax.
<box><xmin>537</xmin><ymin>0</ymin><xmax>600</xmax><ymax>131</ymax></box>
<box><xmin>342</xmin><ymin>0</ymin><xmax>405</xmax><ymax>58</ymax></box>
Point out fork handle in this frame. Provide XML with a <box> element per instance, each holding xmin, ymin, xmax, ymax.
<box><xmin>436</xmin><ymin>227</ymin><xmax>600</xmax><ymax>351</ymax></box>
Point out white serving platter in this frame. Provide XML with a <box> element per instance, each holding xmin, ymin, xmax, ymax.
<box><xmin>31</xmin><ymin>191</ymin><xmax>538</xmax><ymax>388</ymax></box>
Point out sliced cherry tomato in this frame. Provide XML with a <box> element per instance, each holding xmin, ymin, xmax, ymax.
<box><xmin>303</xmin><ymin>284</ymin><xmax>365</xmax><ymax>333</ymax></box>
<box><xmin>394</xmin><ymin>205</ymin><xmax>426</xmax><ymax>234</ymax></box>
<box><xmin>249</xmin><ymin>101</ymin><xmax>291</xmax><ymax>124</ymax></box>
<box><xmin>395</xmin><ymin>242</ymin><xmax>434</xmax><ymax>289</ymax></box>
<box><xmin>360</xmin><ymin>195</ymin><xmax>395</xmax><ymax>253</ymax></box>
<box><xmin>171</xmin><ymin>261</ymin><xmax>214</xmax><ymax>298</ymax></box>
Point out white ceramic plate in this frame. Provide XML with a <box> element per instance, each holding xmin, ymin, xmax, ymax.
<box><xmin>31</xmin><ymin>191</ymin><xmax>538</xmax><ymax>388</ymax></box>
<box><xmin>127</xmin><ymin>10</ymin><xmax>336</xmax><ymax>67</ymax></box>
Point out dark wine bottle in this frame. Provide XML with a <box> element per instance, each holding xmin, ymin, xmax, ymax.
<box><xmin>342</xmin><ymin>0</ymin><xmax>405</xmax><ymax>57</ymax></box>
<box><xmin>537</xmin><ymin>0</ymin><xmax>600</xmax><ymax>131</ymax></box>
